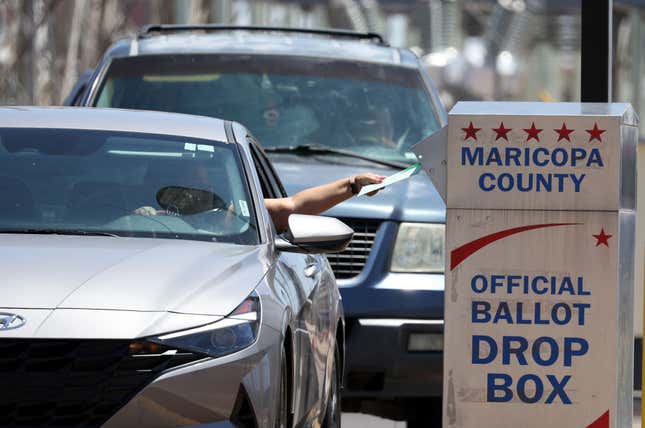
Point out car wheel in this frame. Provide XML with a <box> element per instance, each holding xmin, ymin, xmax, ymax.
<box><xmin>275</xmin><ymin>344</ymin><xmax>289</xmax><ymax>428</ymax></box>
<box><xmin>322</xmin><ymin>345</ymin><xmax>342</xmax><ymax>428</ymax></box>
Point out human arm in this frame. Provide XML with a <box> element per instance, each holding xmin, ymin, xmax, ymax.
<box><xmin>265</xmin><ymin>172</ymin><xmax>384</xmax><ymax>232</ymax></box>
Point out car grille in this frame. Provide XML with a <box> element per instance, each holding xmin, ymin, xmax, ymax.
<box><xmin>0</xmin><ymin>339</ymin><xmax>206</xmax><ymax>427</ymax></box>
<box><xmin>327</xmin><ymin>218</ymin><xmax>381</xmax><ymax>279</ymax></box>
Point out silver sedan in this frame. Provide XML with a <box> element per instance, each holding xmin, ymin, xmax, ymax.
<box><xmin>0</xmin><ymin>107</ymin><xmax>349</xmax><ymax>428</ymax></box>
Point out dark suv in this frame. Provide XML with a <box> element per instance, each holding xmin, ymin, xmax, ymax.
<box><xmin>68</xmin><ymin>25</ymin><xmax>448</xmax><ymax>426</ymax></box>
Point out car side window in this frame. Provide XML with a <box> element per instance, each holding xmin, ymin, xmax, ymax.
<box><xmin>261</xmin><ymin>151</ymin><xmax>288</xmax><ymax>198</ymax></box>
<box><xmin>248</xmin><ymin>137</ymin><xmax>287</xmax><ymax>198</ymax></box>
<box><xmin>249</xmin><ymin>142</ymin><xmax>277</xmax><ymax>199</ymax></box>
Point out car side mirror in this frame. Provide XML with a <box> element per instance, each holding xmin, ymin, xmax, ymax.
<box><xmin>275</xmin><ymin>214</ymin><xmax>353</xmax><ymax>254</ymax></box>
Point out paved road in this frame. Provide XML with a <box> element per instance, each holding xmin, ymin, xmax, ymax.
<box><xmin>343</xmin><ymin>395</ymin><xmax>643</xmax><ymax>427</ymax></box>
<box><xmin>342</xmin><ymin>413</ymin><xmax>406</xmax><ymax>428</ymax></box>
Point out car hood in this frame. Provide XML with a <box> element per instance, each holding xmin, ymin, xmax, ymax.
<box><xmin>270</xmin><ymin>156</ymin><xmax>445</xmax><ymax>223</ymax></box>
<box><xmin>0</xmin><ymin>234</ymin><xmax>269</xmax><ymax>316</ymax></box>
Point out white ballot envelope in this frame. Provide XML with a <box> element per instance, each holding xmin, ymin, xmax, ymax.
<box><xmin>358</xmin><ymin>162</ymin><xmax>422</xmax><ymax>196</ymax></box>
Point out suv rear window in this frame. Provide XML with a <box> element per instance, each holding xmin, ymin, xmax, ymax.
<box><xmin>94</xmin><ymin>54</ymin><xmax>440</xmax><ymax>164</ymax></box>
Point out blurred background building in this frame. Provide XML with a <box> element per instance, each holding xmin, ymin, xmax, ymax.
<box><xmin>1</xmin><ymin>0</ymin><xmax>645</xmax><ymax>385</ymax></box>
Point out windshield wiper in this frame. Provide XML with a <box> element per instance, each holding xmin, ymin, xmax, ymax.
<box><xmin>263</xmin><ymin>144</ymin><xmax>409</xmax><ymax>169</ymax></box>
<box><xmin>0</xmin><ymin>229</ymin><xmax>120</xmax><ymax>237</ymax></box>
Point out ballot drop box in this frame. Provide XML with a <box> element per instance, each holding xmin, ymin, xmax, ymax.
<box><xmin>443</xmin><ymin>103</ymin><xmax>639</xmax><ymax>428</ymax></box>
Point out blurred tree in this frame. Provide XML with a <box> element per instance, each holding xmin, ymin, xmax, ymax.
<box><xmin>17</xmin><ymin>1</ymin><xmax>34</xmax><ymax>102</ymax></box>
<box><xmin>150</xmin><ymin>0</ymin><xmax>177</xmax><ymax>24</ymax></box>
<box><xmin>101</xmin><ymin>0</ymin><xmax>129</xmax><ymax>47</ymax></box>
<box><xmin>60</xmin><ymin>0</ymin><xmax>130</xmax><ymax>103</ymax></box>
<box><xmin>2</xmin><ymin>1</ymin><xmax>33</xmax><ymax>104</ymax></box>
<box><xmin>188</xmin><ymin>0</ymin><xmax>212</xmax><ymax>24</ymax></box>
<box><xmin>329</xmin><ymin>0</ymin><xmax>368</xmax><ymax>32</ymax></box>
<box><xmin>0</xmin><ymin>0</ymin><xmax>63</xmax><ymax>104</ymax></box>
<box><xmin>80</xmin><ymin>0</ymin><xmax>106</xmax><ymax>72</ymax></box>
<box><xmin>34</xmin><ymin>0</ymin><xmax>55</xmax><ymax>105</ymax></box>
<box><xmin>60</xmin><ymin>0</ymin><xmax>86</xmax><ymax>102</ymax></box>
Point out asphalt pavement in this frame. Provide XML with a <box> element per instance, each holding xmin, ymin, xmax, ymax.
<box><xmin>343</xmin><ymin>395</ymin><xmax>643</xmax><ymax>427</ymax></box>
<box><xmin>342</xmin><ymin>413</ymin><xmax>406</xmax><ymax>428</ymax></box>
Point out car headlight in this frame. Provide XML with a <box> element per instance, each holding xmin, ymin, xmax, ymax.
<box><xmin>391</xmin><ymin>223</ymin><xmax>445</xmax><ymax>273</ymax></box>
<box><xmin>152</xmin><ymin>291</ymin><xmax>261</xmax><ymax>358</ymax></box>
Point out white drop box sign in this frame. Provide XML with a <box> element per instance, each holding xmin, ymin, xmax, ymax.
<box><xmin>447</xmin><ymin>103</ymin><xmax>638</xmax><ymax>211</ymax></box>
<box><xmin>442</xmin><ymin>103</ymin><xmax>638</xmax><ymax>428</ymax></box>
<box><xmin>445</xmin><ymin>209</ymin><xmax>632</xmax><ymax>428</ymax></box>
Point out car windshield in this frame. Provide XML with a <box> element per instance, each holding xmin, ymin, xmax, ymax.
<box><xmin>94</xmin><ymin>54</ymin><xmax>440</xmax><ymax>164</ymax></box>
<box><xmin>0</xmin><ymin>128</ymin><xmax>259</xmax><ymax>245</ymax></box>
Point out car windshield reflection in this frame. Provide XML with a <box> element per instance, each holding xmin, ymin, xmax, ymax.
<box><xmin>0</xmin><ymin>128</ymin><xmax>259</xmax><ymax>245</ymax></box>
<box><xmin>94</xmin><ymin>55</ymin><xmax>440</xmax><ymax>164</ymax></box>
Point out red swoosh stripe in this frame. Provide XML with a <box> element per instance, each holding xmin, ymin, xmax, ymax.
<box><xmin>586</xmin><ymin>410</ymin><xmax>609</xmax><ymax>428</ymax></box>
<box><xmin>450</xmin><ymin>223</ymin><xmax>580</xmax><ymax>271</ymax></box>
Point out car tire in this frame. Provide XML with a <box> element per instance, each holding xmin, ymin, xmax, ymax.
<box><xmin>322</xmin><ymin>345</ymin><xmax>342</xmax><ymax>428</ymax></box>
<box><xmin>275</xmin><ymin>344</ymin><xmax>289</xmax><ymax>428</ymax></box>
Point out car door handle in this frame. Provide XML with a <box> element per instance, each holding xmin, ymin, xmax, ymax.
<box><xmin>304</xmin><ymin>262</ymin><xmax>319</xmax><ymax>278</ymax></box>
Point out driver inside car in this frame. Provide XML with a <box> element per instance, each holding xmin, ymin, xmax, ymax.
<box><xmin>135</xmin><ymin>160</ymin><xmax>384</xmax><ymax>232</ymax></box>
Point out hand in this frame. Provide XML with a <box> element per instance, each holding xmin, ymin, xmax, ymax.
<box><xmin>354</xmin><ymin>173</ymin><xmax>386</xmax><ymax>197</ymax></box>
<box><xmin>133</xmin><ymin>206</ymin><xmax>158</xmax><ymax>216</ymax></box>
<box><xmin>224</xmin><ymin>201</ymin><xmax>236</xmax><ymax>226</ymax></box>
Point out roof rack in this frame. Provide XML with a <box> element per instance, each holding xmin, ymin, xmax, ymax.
<box><xmin>136</xmin><ymin>24</ymin><xmax>389</xmax><ymax>46</ymax></box>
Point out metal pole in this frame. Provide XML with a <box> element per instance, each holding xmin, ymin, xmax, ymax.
<box><xmin>580</xmin><ymin>0</ymin><xmax>613</xmax><ymax>102</ymax></box>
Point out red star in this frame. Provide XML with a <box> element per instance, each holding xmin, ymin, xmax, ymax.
<box><xmin>523</xmin><ymin>122</ymin><xmax>542</xmax><ymax>142</ymax></box>
<box><xmin>554</xmin><ymin>122</ymin><xmax>574</xmax><ymax>142</ymax></box>
<box><xmin>462</xmin><ymin>121</ymin><xmax>481</xmax><ymax>141</ymax></box>
<box><xmin>492</xmin><ymin>122</ymin><xmax>512</xmax><ymax>141</ymax></box>
<box><xmin>586</xmin><ymin>122</ymin><xmax>605</xmax><ymax>142</ymax></box>
<box><xmin>593</xmin><ymin>228</ymin><xmax>612</xmax><ymax>247</ymax></box>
